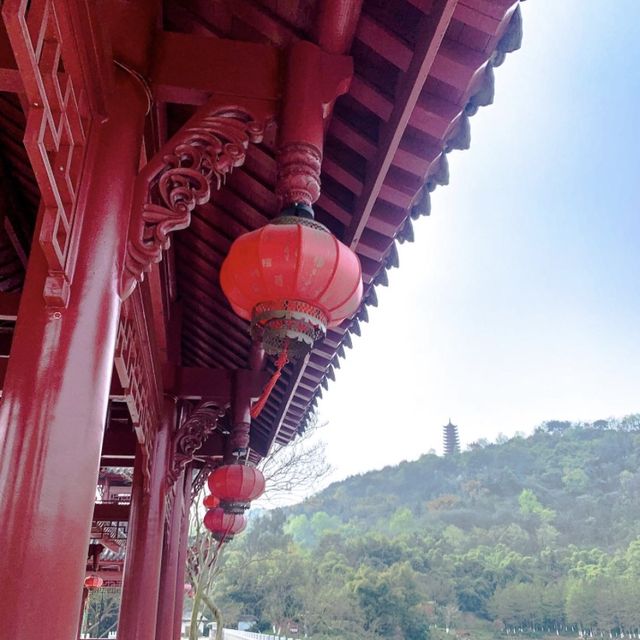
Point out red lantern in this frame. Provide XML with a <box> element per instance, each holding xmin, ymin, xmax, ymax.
<box><xmin>203</xmin><ymin>494</ymin><xmax>220</xmax><ymax>509</ymax></box>
<box><xmin>203</xmin><ymin>508</ymin><xmax>247</xmax><ymax>541</ymax></box>
<box><xmin>207</xmin><ymin>464</ymin><xmax>265</xmax><ymax>514</ymax></box>
<box><xmin>84</xmin><ymin>575</ymin><xmax>103</xmax><ymax>590</ymax></box>
<box><xmin>220</xmin><ymin>216</ymin><xmax>362</xmax><ymax>360</ymax></box>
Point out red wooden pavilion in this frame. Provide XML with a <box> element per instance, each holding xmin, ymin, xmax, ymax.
<box><xmin>0</xmin><ymin>1</ymin><xmax>522</xmax><ymax>638</ymax></box>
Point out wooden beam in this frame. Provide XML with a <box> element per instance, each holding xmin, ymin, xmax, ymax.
<box><xmin>101</xmin><ymin>425</ymin><xmax>137</xmax><ymax>459</ymax></box>
<box><xmin>197</xmin><ymin>430</ymin><xmax>226</xmax><ymax>458</ymax></box>
<box><xmin>86</xmin><ymin>571</ymin><xmax>123</xmax><ymax>582</ymax></box>
<box><xmin>344</xmin><ymin>0</ymin><xmax>458</xmax><ymax>248</ymax></box>
<box><xmin>0</xmin><ymin>291</ymin><xmax>19</xmax><ymax>320</ymax></box>
<box><xmin>0</xmin><ymin>334</ymin><xmax>12</xmax><ymax>357</ymax></box>
<box><xmin>0</xmin><ymin>161</ymin><xmax>30</xmax><ymax>267</ymax></box>
<box><xmin>93</xmin><ymin>503</ymin><xmax>130</xmax><ymax>522</ymax></box>
<box><xmin>162</xmin><ymin>365</ymin><xmax>270</xmax><ymax>401</ymax></box>
<box><xmin>100</xmin><ymin>457</ymin><xmax>134</xmax><ymax>468</ymax></box>
<box><xmin>0</xmin><ymin>68</ymin><xmax>22</xmax><ymax>92</ymax></box>
<box><xmin>150</xmin><ymin>31</ymin><xmax>281</xmax><ymax>107</ymax></box>
<box><xmin>0</xmin><ymin>18</ymin><xmax>22</xmax><ymax>93</ymax></box>
<box><xmin>163</xmin><ymin>365</ymin><xmax>232</xmax><ymax>401</ymax></box>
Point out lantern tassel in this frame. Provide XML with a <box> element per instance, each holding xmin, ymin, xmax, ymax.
<box><xmin>250</xmin><ymin>346</ymin><xmax>289</xmax><ymax>419</ymax></box>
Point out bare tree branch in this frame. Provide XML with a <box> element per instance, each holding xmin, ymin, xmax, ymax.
<box><xmin>259</xmin><ymin>412</ymin><xmax>332</xmax><ymax>504</ymax></box>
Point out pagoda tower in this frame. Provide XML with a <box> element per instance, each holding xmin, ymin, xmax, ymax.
<box><xmin>443</xmin><ymin>420</ymin><xmax>461</xmax><ymax>456</ymax></box>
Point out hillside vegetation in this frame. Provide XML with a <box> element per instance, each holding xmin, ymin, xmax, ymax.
<box><xmin>213</xmin><ymin>416</ymin><xmax>640</xmax><ymax>639</ymax></box>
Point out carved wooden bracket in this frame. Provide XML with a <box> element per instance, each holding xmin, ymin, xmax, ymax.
<box><xmin>120</xmin><ymin>104</ymin><xmax>267</xmax><ymax>300</ymax></box>
<box><xmin>168</xmin><ymin>401</ymin><xmax>224</xmax><ymax>487</ymax></box>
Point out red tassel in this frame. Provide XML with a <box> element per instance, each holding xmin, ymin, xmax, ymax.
<box><xmin>250</xmin><ymin>346</ymin><xmax>289</xmax><ymax>419</ymax></box>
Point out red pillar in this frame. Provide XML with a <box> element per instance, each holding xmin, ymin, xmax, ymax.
<box><xmin>0</xmin><ymin>72</ymin><xmax>146</xmax><ymax>640</ymax></box>
<box><xmin>172</xmin><ymin>472</ymin><xmax>193</xmax><ymax>640</ymax></box>
<box><xmin>118</xmin><ymin>399</ymin><xmax>175</xmax><ymax>640</ymax></box>
<box><xmin>156</xmin><ymin>472</ymin><xmax>185</xmax><ymax>640</ymax></box>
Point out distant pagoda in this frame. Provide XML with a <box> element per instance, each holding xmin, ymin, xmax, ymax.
<box><xmin>443</xmin><ymin>420</ymin><xmax>460</xmax><ymax>456</ymax></box>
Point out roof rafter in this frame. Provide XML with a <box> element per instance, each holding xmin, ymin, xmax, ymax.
<box><xmin>344</xmin><ymin>0</ymin><xmax>459</xmax><ymax>249</ymax></box>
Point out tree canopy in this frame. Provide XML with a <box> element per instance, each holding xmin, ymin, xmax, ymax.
<box><xmin>211</xmin><ymin>416</ymin><xmax>640</xmax><ymax>639</ymax></box>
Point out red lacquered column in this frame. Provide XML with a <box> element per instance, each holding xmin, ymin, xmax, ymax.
<box><xmin>118</xmin><ymin>399</ymin><xmax>175</xmax><ymax>640</ymax></box>
<box><xmin>156</xmin><ymin>472</ymin><xmax>185</xmax><ymax>640</ymax></box>
<box><xmin>173</xmin><ymin>472</ymin><xmax>193</xmax><ymax>640</ymax></box>
<box><xmin>0</xmin><ymin>72</ymin><xmax>146</xmax><ymax>640</ymax></box>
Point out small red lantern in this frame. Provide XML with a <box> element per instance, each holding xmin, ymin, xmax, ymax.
<box><xmin>84</xmin><ymin>575</ymin><xmax>103</xmax><ymax>590</ymax></box>
<box><xmin>203</xmin><ymin>508</ymin><xmax>247</xmax><ymax>541</ymax></box>
<box><xmin>207</xmin><ymin>464</ymin><xmax>265</xmax><ymax>514</ymax></box>
<box><xmin>220</xmin><ymin>215</ymin><xmax>362</xmax><ymax>360</ymax></box>
<box><xmin>203</xmin><ymin>494</ymin><xmax>220</xmax><ymax>509</ymax></box>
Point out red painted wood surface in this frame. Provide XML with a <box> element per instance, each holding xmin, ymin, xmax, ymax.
<box><xmin>117</xmin><ymin>401</ymin><xmax>174</xmax><ymax>640</ymax></box>
<box><xmin>2</xmin><ymin>0</ymin><xmax>111</xmax><ymax>306</ymax></box>
<box><xmin>0</xmin><ymin>1</ymin><xmax>524</xmax><ymax>631</ymax></box>
<box><xmin>173</xmin><ymin>473</ymin><xmax>193</xmax><ymax>640</ymax></box>
<box><xmin>156</xmin><ymin>471</ymin><xmax>185</xmax><ymax>640</ymax></box>
<box><xmin>0</xmin><ymin>71</ymin><xmax>147</xmax><ymax>639</ymax></box>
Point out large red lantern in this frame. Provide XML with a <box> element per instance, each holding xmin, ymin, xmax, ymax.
<box><xmin>203</xmin><ymin>494</ymin><xmax>220</xmax><ymax>509</ymax></box>
<box><xmin>203</xmin><ymin>508</ymin><xmax>247</xmax><ymax>541</ymax></box>
<box><xmin>84</xmin><ymin>575</ymin><xmax>103</xmax><ymax>590</ymax></box>
<box><xmin>220</xmin><ymin>215</ymin><xmax>362</xmax><ymax>360</ymax></box>
<box><xmin>207</xmin><ymin>464</ymin><xmax>265</xmax><ymax>514</ymax></box>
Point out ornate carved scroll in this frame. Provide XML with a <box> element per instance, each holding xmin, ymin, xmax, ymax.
<box><xmin>114</xmin><ymin>288</ymin><xmax>162</xmax><ymax>490</ymax></box>
<box><xmin>275</xmin><ymin>141</ymin><xmax>322</xmax><ymax>207</ymax></box>
<box><xmin>169</xmin><ymin>401</ymin><xmax>224</xmax><ymax>487</ymax></box>
<box><xmin>121</xmin><ymin>105</ymin><xmax>266</xmax><ymax>299</ymax></box>
<box><xmin>2</xmin><ymin>0</ymin><xmax>110</xmax><ymax>306</ymax></box>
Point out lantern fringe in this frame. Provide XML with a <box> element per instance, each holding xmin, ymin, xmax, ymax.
<box><xmin>250</xmin><ymin>346</ymin><xmax>289</xmax><ymax>419</ymax></box>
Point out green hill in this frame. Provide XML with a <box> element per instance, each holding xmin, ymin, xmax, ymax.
<box><xmin>213</xmin><ymin>416</ymin><xmax>640</xmax><ymax>640</ymax></box>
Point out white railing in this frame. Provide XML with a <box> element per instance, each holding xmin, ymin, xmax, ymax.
<box><xmin>223</xmin><ymin>629</ymin><xmax>297</xmax><ymax>640</ymax></box>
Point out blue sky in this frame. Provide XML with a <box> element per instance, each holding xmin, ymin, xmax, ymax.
<box><xmin>316</xmin><ymin>0</ymin><xmax>640</xmax><ymax>482</ymax></box>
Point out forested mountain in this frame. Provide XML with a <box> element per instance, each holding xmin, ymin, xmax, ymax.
<box><xmin>213</xmin><ymin>416</ymin><xmax>640</xmax><ymax>640</ymax></box>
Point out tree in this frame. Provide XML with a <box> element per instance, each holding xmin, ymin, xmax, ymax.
<box><xmin>565</xmin><ymin>578</ymin><xmax>598</xmax><ymax>631</ymax></box>
<box><xmin>562</xmin><ymin>467</ymin><xmax>589</xmax><ymax>493</ymax></box>
<box><xmin>518</xmin><ymin>489</ymin><xmax>555</xmax><ymax>523</ymax></box>
<box><xmin>350</xmin><ymin>563</ymin><xmax>430</xmax><ymax>639</ymax></box>
<box><xmin>540</xmin><ymin>581</ymin><xmax>565</xmax><ymax>628</ymax></box>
